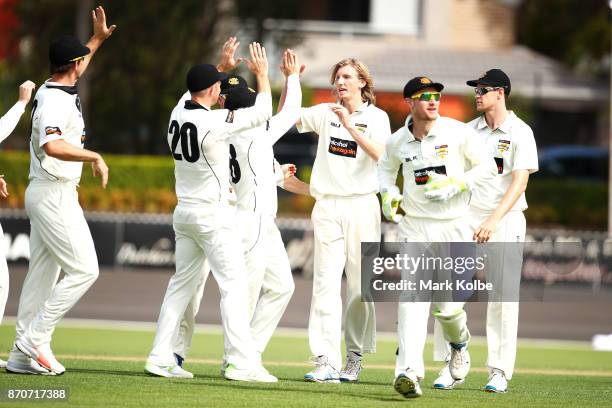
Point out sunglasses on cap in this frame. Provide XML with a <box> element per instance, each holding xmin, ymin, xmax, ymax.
<box><xmin>474</xmin><ymin>87</ymin><xmax>502</xmax><ymax>96</ymax></box>
<box><xmin>410</xmin><ymin>92</ymin><xmax>441</xmax><ymax>102</ymax></box>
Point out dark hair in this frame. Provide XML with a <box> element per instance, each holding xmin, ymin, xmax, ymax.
<box><xmin>50</xmin><ymin>62</ymin><xmax>75</xmax><ymax>74</ymax></box>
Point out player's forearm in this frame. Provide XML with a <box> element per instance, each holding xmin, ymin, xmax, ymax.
<box><xmin>80</xmin><ymin>36</ymin><xmax>105</xmax><ymax>75</ymax></box>
<box><xmin>43</xmin><ymin>139</ymin><xmax>101</xmax><ymax>163</ymax></box>
<box><xmin>282</xmin><ymin>176</ymin><xmax>311</xmax><ymax>196</ymax></box>
<box><xmin>488</xmin><ymin>170</ymin><xmax>529</xmax><ymax>222</ymax></box>
<box><xmin>0</xmin><ymin>101</ymin><xmax>26</xmax><ymax>143</ymax></box>
<box><xmin>377</xmin><ymin>156</ymin><xmax>401</xmax><ymax>194</ymax></box>
<box><xmin>462</xmin><ymin>157</ymin><xmax>497</xmax><ymax>189</ymax></box>
<box><xmin>255</xmin><ymin>73</ymin><xmax>271</xmax><ymax>96</ymax></box>
<box><xmin>278</xmin><ymin>74</ymin><xmax>301</xmax><ymax>113</ymax></box>
<box><xmin>346</xmin><ymin>125</ymin><xmax>383</xmax><ymax>161</ymax></box>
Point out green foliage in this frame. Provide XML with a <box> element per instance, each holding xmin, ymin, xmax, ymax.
<box><xmin>526</xmin><ymin>179</ymin><xmax>608</xmax><ymax>230</ymax></box>
<box><xmin>517</xmin><ymin>0</ymin><xmax>611</xmax><ymax>78</ymax></box>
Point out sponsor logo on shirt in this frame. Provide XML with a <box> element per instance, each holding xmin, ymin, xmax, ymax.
<box><xmin>226</xmin><ymin>111</ymin><xmax>235</xmax><ymax>123</ymax></box>
<box><xmin>328</xmin><ymin>137</ymin><xmax>357</xmax><ymax>158</ymax></box>
<box><xmin>497</xmin><ymin>139</ymin><xmax>510</xmax><ymax>155</ymax></box>
<box><xmin>405</xmin><ymin>155</ymin><xmax>419</xmax><ymax>162</ymax></box>
<box><xmin>435</xmin><ymin>144</ymin><xmax>448</xmax><ymax>160</ymax></box>
<box><xmin>330</xmin><ymin>121</ymin><xmax>341</xmax><ymax>128</ymax></box>
<box><xmin>494</xmin><ymin>157</ymin><xmax>504</xmax><ymax>174</ymax></box>
<box><xmin>414</xmin><ymin>165</ymin><xmax>447</xmax><ymax>185</ymax></box>
<box><xmin>45</xmin><ymin>126</ymin><xmax>62</xmax><ymax>136</ymax></box>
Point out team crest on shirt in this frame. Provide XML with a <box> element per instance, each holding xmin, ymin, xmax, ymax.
<box><xmin>497</xmin><ymin>139</ymin><xmax>511</xmax><ymax>155</ymax></box>
<box><xmin>435</xmin><ymin>144</ymin><xmax>448</xmax><ymax>160</ymax></box>
<box><xmin>355</xmin><ymin>123</ymin><xmax>368</xmax><ymax>133</ymax></box>
<box><xmin>45</xmin><ymin>126</ymin><xmax>62</xmax><ymax>136</ymax></box>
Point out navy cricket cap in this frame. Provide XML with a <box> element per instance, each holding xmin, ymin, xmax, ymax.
<box><xmin>49</xmin><ymin>35</ymin><xmax>90</xmax><ymax>66</ymax></box>
<box><xmin>220</xmin><ymin>75</ymin><xmax>249</xmax><ymax>94</ymax></box>
<box><xmin>466</xmin><ymin>69</ymin><xmax>511</xmax><ymax>95</ymax></box>
<box><xmin>224</xmin><ymin>87</ymin><xmax>257</xmax><ymax>110</ymax></box>
<box><xmin>403</xmin><ymin>76</ymin><xmax>444</xmax><ymax>98</ymax></box>
<box><xmin>186</xmin><ymin>64</ymin><xmax>228</xmax><ymax>93</ymax></box>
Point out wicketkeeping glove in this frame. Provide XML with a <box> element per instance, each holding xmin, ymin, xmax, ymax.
<box><xmin>424</xmin><ymin>172</ymin><xmax>468</xmax><ymax>201</ymax></box>
<box><xmin>381</xmin><ymin>190</ymin><xmax>403</xmax><ymax>223</ymax></box>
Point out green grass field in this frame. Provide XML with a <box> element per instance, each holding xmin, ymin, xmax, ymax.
<box><xmin>0</xmin><ymin>324</ymin><xmax>611</xmax><ymax>407</ymax></box>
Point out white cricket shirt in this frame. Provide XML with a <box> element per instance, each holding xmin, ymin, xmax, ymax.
<box><xmin>468</xmin><ymin>111</ymin><xmax>538</xmax><ymax>212</ymax></box>
<box><xmin>378</xmin><ymin>115</ymin><xmax>496</xmax><ymax>220</ymax></box>
<box><xmin>169</xmin><ymin>91</ymin><xmax>272</xmax><ymax>209</ymax></box>
<box><xmin>297</xmin><ymin>101</ymin><xmax>391</xmax><ymax>199</ymax></box>
<box><xmin>0</xmin><ymin>100</ymin><xmax>26</xmax><ymax>143</ymax></box>
<box><xmin>28</xmin><ymin>80</ymin><xmax>86</xmax><ymax>183</ymax></box>
<box><xmin>230</xmin><ymin>74</ymin><xmax>301</xmax><ymax>217</ymax></box>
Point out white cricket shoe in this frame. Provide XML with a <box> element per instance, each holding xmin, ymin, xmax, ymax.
<box><xmin>393</xmin><ymin>369</ymin><xmax>422</xmax><ymax>398</ymax></box>
<box><xmin>449</xmin><ymin>342</ymin><xmax>470</xmax><ymax>380</ymax></box>
<box><xmin>339</xmin><ymin>351</ymin><xmax>362</xmax><ymax>382</ymax></box>
<box><xmin>484</xmin><ymin>368</ymin><xmax>508</xmax><ymax>393</ymax></box>
<box><xmin>145</xmin><ymin>361</ymin><xmax>194</xmax><ymax>378</ymax></box>
<box><xmin>304</xmin><ymin>356</ymin><xmax>340</xmax><ymax>383</ymax></box>
<box><xmin>433</xmin><ymin>361</ymin><xmax>465</xmax><ymax>390</ymax></box>
<box><xmin>224</xmin><ymin>364</ymin><xmax>277</xmax><ymax>383</ymax></box>
<box><xmin>0</xmin><ymin>357</ymin><xmax>6</xmax><ymax>368</ymax></box>
<box><xmin>15</xmin><ymin>339</ymin><xmax>65</xmax><ymax>375</ymax></box>
<box><xmin>6</xmin><ymin>347</ymin><xmax>52</xmax><ymax>375</ymax></box>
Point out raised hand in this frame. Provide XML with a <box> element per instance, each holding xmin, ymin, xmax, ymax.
<box><xmin>245</xmin><ymin>42</ymin><xmax>268</xmax><ymax>77</ymax></box>
<box><xmin>217</xmin><ymin>36</ymin><xmax>242</xmax><ymax>72</ymax></box>
<box><xmin>18</xmin><ymin>81</ymin><xmax>36</xmax><ymax>104</ymax></box>
<box><xmin>92</xmin><ymin>5</ymin><xmax>116</xmax><ymax>41</ymax></box>
<box><xmin>280</xmin><ymin>49</ymin><xmax>301</xmax><ymax>77</ymax></box>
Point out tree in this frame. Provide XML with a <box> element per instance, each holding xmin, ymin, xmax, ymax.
<box><xmin>517</xmin><ymin>0</ymin><xmax>611</xmax><ymax>78</ymax></box>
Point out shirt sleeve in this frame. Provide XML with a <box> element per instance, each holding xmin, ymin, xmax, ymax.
<box><xmin>0</xmin><ymin>101</ymin><xmax>26</xmax><ymax>144</ymax></box>
<box><xmin>377</xmin><ymin>133</ymin><xmax>402</xmax><ymax>195</ymax></box>
<box><xmin>210</xmin><ymin>93</ymin><xmax>273</xmax><ymax>141</ymax></box>
<box><xmin>273</xmin><ymin>158</ymin><xmax>285</xmax><ymax>187</ymax></box>
<box><xmin>297</xmin><ymin>104</ymin><xmax>328</xmax><ymax>134</ymax></box>
<box><xmin>266</xmin><ymin>74</ymin><xmax>302</xmax><ymax>145</ymax></box>
<box><xmin>37</xmin><ymin>101</ymin><xmax>69</xmax><ymax>147</ymax></box>
<box><xmin>370</xmin><ymin>109</ymin><xmax>392</xmax><ymax>144</ymax></box>
<box><xmin>512</xmin><ymin>127</ymin><xmax>539</xmax><ymax>173</ymax></box>
<box><xmin>461</xmin><ymin>125</ymin><xmax>497</xmax><ymax>188</ymax></box>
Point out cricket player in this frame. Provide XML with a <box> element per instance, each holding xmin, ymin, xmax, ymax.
<box><xmin>466</xmin><ymin>69</ymin><xmax>538</xmax><ymax>393</ymax></box>
<box><xmin>298</xmin><ymin>58</ymin><xmax>391</xmax><ymax>383</ymax></box>
<box><xmin>7</xmin><ymin>7</ymin><xmax>115</xmax><ymax>375</ymax></box>
<box><xmin>170</xmin><ymin>47</ymin><xmax>309</xmax><ymax>377</ymax></box>
<box><xmin>0</xmin><ymin>80</ymin><xmax>36</xmax><ymax>368</ymax></box>
<box><xmin>378</xmin><ymin>76</ymin><xmax>496</xmax><ymax>398</ymax></box>
<box><xmin>145</xmin><ymin>42</ymin><xmax>277</xmax><ymax>382</ymax></box>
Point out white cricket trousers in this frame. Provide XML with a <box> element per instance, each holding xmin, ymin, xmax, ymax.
<box><xmin>148</xmin><ymin>204</ymin><xmax>256</xmax><ymax>369</ymax></box>
<box><xmin>0</xmin><ymin>223</ymin><xmax>9</xmax><ymax>326</ymax></box>
<box><xmin>241</xmin><ymin>212</ymin><xmax>294</xmax><ymax>356</ymax></box>
<box><xmin>472</xmin><ymin>207</ymin><xmax>524</xmax><ymax>380</ymax></box>
<box><xmin>395</xmin><ymin>216</ymin><xmax>472</xmax><ymax>379</ymax></box>
<box><xmin>15</xmin><ymin>180</ymin><xmax>99</xmax><ymax>346</ymax></box>
<box><xmin>309</xmin><ymin>193</ymin><xmax>380</xmax><ymax>371</ymax></box>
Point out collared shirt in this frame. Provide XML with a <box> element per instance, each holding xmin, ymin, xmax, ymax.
<box><xmin>378</xmin><ymin>115</ymin><xmax>495</xmax><ymax>220</ymax></box>
<box><xmin>468</xmin><ymin>111</ymin><xmax>538</xmax><ymax>212</ymax></box>
<box><xmin>169</xmin><ymin>91</ymin><xmax>272</xmax><ymax>210</ymax></box>
<box><xmin>229</xmin><ymin>74</ymin><xmax>301</xmax><ymax>217</ymax></box>
<box><xmin>297</xmin><ymin>101</ymin><xmax>391</xmax><ymax>199</ymax></box>
<box><xmin>29</xmin><ymin>80</ymin><xmax>85</xmax><ymax>183</ymax></box>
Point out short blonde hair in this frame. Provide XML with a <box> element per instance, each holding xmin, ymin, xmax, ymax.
<box><xmin>330</xmin><ymin>58</ymin><xmax>376</xmax><ymax>105</ymax></box>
